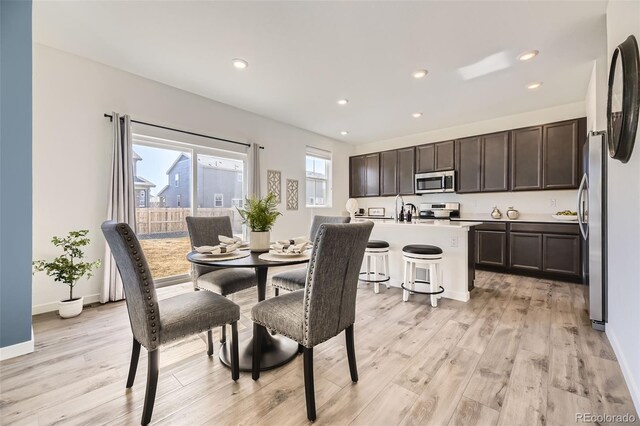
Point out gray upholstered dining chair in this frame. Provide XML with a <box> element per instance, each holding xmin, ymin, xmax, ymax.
<box><xmin>271</xmin><ymin>215</ymin><xmax>351</xmax><ymax>295</ymax></box>
<box><xmin>102</xmin><ymin>221</ymin><xmax>240</xmax><ymax>426</ymax></box>
<box><xmin>186</xmin><ymin>216</ymin><xmax>257</xmax><ymax>343</ymax></box>
<box><xmin>251</xmin><ymin>221</ymin><xmax>373</xmax><ymax>421</ymax></box>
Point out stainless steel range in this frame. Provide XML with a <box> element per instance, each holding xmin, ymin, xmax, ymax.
<box><xmin>419</xmin><ymin>202</ymin><xmax>460</xmax><ymax>220</ymax></box>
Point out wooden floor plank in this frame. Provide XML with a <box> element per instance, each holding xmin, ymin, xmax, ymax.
<box><xmin>448</xmin><ymin>397</ymin><xmax>499</xmax><ymax>426</ymax></box>
<box><xmin>496</xmin><ymin>349</ymin><xmax>548</xmax><ymax>426</ymax></box>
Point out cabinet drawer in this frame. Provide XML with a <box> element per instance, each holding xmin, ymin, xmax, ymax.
<box><xmin>510</xmin><ymin>223</ymin><xmax>579</xmax><ymax>235</ymax></box>
<box><xmin>475</xmin><ymin>222</ymin><xmax>507</xmax><ymax>231</ymax></box>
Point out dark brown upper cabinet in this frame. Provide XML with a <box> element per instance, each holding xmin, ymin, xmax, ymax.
<box><xmin>416</xmin><ymin>141</ymin><xmax>455</xmax><ymax>173</ymax></box>
<box><xmin>543</xmin><ymin>119</ymin><xmax>581</xmax><ymax>189</ymax></box>
<box><xmin>349</xmin><ymin>153</ymin><xmax>379</xmax><ymax>197</ymax></box>
<box><xmin>380</xmin><ymin>148</ymin><xmax>415</xmax><ymax>196</ymax></box>
<box><xmin>380</xmin><ymin>150</ymin><xmax>398</xmax><ymax>196</ymax></box>
<box><xmin>481</xmin><ymin>132</ymin><xmax>509</xmax><ymax>192</ymax></box>
<box><xmin>349</xmin><ymin>156</ymin><xmax>366</xmax><ymax>198</ymax></box>
<box><xmin>364</xmin><ymin>153</ymin><xmax>380</xmax><ymax>196</ymax></box>
<box><xmin>397</xmin><ymin>147</ymin><xmax>415</xmax><ymax>195</ymax></box>
<box><xmin>456</xmin><ymin>136</ymin><xmax>482</xmax><ymax>193</ymax></box>
<box><xmin>457</xmin><ymin>132</ymin><xmax>508</xmax><ymax>193</ymax></box>
<box><xmin>435</xmin><ymin>141</ymin><xmax>455</xmax><ymax>171</ymax></box>
<box><xmin>511</xmin><ymin>126</ymin><xmax>543</xmax><ymax>191</ymax></box>
<box><xmin>416</xmin><ymin>144</ymin><xmax>435</xmax><ymax>173</ymax></box>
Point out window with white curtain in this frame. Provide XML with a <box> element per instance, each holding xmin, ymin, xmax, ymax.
<box><xmin>305</xmin><ymin>147</ymin><xmax>332</xmax><ymax>207</ymax></box>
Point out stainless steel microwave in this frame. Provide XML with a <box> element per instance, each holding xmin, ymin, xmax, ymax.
<box><xmin>415</xmin><ymin>171</ymin><xmax>456</xmax><ymax>194</ymax></box>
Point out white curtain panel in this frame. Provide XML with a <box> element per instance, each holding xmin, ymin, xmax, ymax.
<box><xmin>101</xmin><ymin>113</ymin><xmax>135</xmax><ymax>303</ymax></box>
<box><xmin>249</xmin><ymin>142</ymin><xmax>261</xmax><ymax>198</ymax></box>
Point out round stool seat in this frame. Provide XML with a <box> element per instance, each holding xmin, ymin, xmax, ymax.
<box><xmin>402</xmin><ymin>244</ymin><xmax>443</xmax><ymax>255</ymax></box>
<box><xmin>367</xmin><ymin>240</ymin><xmax>389</xmax><ymax>249</ymax></box>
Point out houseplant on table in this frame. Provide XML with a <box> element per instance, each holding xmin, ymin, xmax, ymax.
<box><xmin>33</xmin><ymin>230</ymin><xmax>101</xmax><ymax>318</ymax></box>
<box><xmin>237</xmin><ymin>192</ymin><xmax>282</xmax><ymax>252</ymax></box>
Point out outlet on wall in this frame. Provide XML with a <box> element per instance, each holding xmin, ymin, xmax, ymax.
<box><xmin>550</xmin><ymin>199</ymin><xmax>557</xmax><ymax>207</ymax></box>
<box><xmin>450</xmin><ymin>236</ymin><xmax>458</xmax><ymax>247</ymax></box>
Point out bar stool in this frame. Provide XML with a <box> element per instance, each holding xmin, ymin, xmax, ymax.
<box><xmin>401</xmin><ymin>244</ymin><xmax>444</xmax><ymax>307</ymax></box>
<box><xmin>359</xmin><ymin>240</ymin><xmax>391</xmax><ymax>294</ymax></box>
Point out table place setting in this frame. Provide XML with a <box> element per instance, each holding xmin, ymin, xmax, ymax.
<box><xmin>191</xmin><ymin>239</ymin><xmax>251</xmax><ymax>261</ymax></box>
<box><xmin>258</xmin><ymin>236</ymin><xmax>312</xmax><ymax>262</ymax></box>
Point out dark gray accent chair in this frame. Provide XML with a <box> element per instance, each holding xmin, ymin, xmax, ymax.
<box><xmin>271</xmin><ymin>215</ymin><xmax>351</xmax><ymax>294</ymax></box>
<box><xmin>102</xmin><ymin>221</ymin><xmax>240</xmax><ymax>426</ymax></box>
<box><xmin>251</xmin><ymin>221</ymin><xmax>374</xmax><ymax>421</ymax></box>
<box><xmin>185</xmin><ymin>216</ymin><xmax>258</xmax><ymax>343</ymax></box>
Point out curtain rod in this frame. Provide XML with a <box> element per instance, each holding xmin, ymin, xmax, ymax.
<box><xmin>103</xmin><ymin>113</ymin><xmax>263</xmax><ymax>149</ymax></box>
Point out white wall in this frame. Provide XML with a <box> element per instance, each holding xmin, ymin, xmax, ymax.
<box><xmin>32</xmin><ymin>45</ymin><xmax>354</xmax><ymax>313</ymax></box>
<box><xmin>602</xmin><ymin>0</ymin><xmax>640</xmax><ymax>411</ymax></box>
<box><xmin>353</xmin><ymin>102</ymin><xmax>587</xmax><ymax>216</ymax></box>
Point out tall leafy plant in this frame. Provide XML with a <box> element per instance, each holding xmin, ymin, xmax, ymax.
<box><xmin>33</xmin><ymin>230</ymin><xmax>102</xmax><ymax>301</ymax></box>
<box><xmin>237</xmin><ymin>192</ymin><xmax>282</xmax><ymax>232</ymax></box>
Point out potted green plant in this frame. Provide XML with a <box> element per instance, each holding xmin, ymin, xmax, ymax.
<box><xmin>33</xmin><ymin>230</ymin><xmax>101</xmax><ymax>318</ymax></box>
<box><xmin>237</xmin><ymin>192</ymin><xmax>282</xmax><ymax>252</ymax></box>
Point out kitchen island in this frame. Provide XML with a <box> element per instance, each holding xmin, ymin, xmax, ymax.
<box><xmin>353</xmin><ymin>219</ymin><xmax>482</xmax><ymax>302</ymax></box>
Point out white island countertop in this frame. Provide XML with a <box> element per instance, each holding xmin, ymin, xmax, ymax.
<box><xmin>353</xmin><ymin>218</ymin><xmax>482</xmax><ymax>230</ymax></box>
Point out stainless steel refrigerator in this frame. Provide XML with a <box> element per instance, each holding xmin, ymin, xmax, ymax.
<box><xmin>577</xmin><ymin>131</ymin><xmax>607</xmax><ymax>331</ymax></box>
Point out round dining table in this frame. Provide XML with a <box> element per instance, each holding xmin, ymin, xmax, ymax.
<box><xmin>186</xmin><ymin>250</ymin><xmax>310</xmax><ymax>372</ymax></box>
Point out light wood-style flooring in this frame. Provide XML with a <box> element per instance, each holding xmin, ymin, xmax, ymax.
<box><xmin>1</xmin><ymin>271</ymin><xmax>637</xmax><ymax>425</ymax></box>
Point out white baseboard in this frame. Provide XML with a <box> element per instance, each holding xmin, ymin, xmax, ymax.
<box><xmin>606</xmin><ymin>326</ymin><xmax>640</xmax><ymax>413</ymax></box>
<box><xmin>0</xmin><ymin>328</ymin><xmax>34</xmax><ymax>360</ymax></box>
<box><xmin>32</xmin><ymin>293</ymin><xmax>101</xmax><ymax>315</ymax></box>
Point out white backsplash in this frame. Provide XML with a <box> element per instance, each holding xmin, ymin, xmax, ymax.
<box><xmin>352</xmin><ymin>189</ymin><xmax>577</xmax><ymax>217</ymax></box>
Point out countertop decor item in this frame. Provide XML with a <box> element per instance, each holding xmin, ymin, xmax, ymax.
<box><xmin>491</xmin><ymin>206</ymin><xmax>502</xmax><ymax>219</ymax></box>
<box><xmin>33</xmin><ymin>230</ymin><xmax>102</xmax><ymax>318</ymax></box>
<box><xmin>237</xmin><ymin>192</ymin><xmax>282</xmax><ymax>252</ymax></box>
<box><xmin>346</xmin><ymin>198</ymin><xmax>359</xmax><ymax>220</ymax></box>
<box><xmin>506</xmin><ymin>207</ymin><xmax>520</xmax><ymax>220</ymax></box>
<box><xmin>608</xmin><ymin>35</ymin><xmax>639</xmax><ymax>163</ymax></box>
<box><xmin>368</xmin><ymin>207</ymin><xmax>386</xmax><ymax>217</ymax></box>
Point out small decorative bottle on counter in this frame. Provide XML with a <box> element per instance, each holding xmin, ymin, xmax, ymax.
<box><xmin>491</xmin><ymin>206</ymin><xmax>502</xmax><ymax>219</ymax></box>
<box><xmin>506</xmin><ymin>206</ymin><xmax>519</xmax><ymax>220</ymax></box>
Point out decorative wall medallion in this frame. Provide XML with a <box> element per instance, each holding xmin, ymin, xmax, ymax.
<box><xmin>286</xmin><ymin>179</ymin><xmax>298</xmax><ymax>210</ymax></box>
<box><xmin>267</xmin><ymin>170</ymin><xmax>282</xmax><ymax>203</ymax></box>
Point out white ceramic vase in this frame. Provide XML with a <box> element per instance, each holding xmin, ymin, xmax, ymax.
<box><xmin>58</xmin><ymin>296</ymin><xmax>84</xmax><ymax>318</ymax></box>
<box><xmin>250</xmin><ymin>231</ymin><xmax>270</xmax><ymax>253</ymax></box>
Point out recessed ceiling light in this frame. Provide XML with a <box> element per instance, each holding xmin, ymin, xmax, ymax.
<box><xmin>337</xmin><ymin>99</ymin><xmax>349</xmax><ymax>105</ymax></box>
<box><xmin>518</xmin><ymin>50</ymin><xmax>539</xmax><ymax>61</ymax></box>
<box><xmin>412</xmin><ymin>69</ymin><xmax>428</xmax><ymax>79</ymax></box>
<box><xmin>340</xmin><ymin>131</ymin><xmax>349</xmax><ymax>136</ymax></box>
<box><xmin>412</xmin><ymin>112</ymin><xmax>423</xmax><ymax>118</ymax></box>
<box><xmin>232</xmin><ymin>58</ymin><xmax>248</xmax><ymax>69</ymax></box>
<box><xmin>527</xmin><ymin>81</ymin><xmax>543</xmax><ymax>90</ymax></box>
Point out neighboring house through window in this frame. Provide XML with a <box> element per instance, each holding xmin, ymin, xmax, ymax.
<box><xmin>214</xmin><ymin>193</ymin><xmax>223</xmax><ymax>207</ymax></box>
<box><xmin>306</xmin><ymin>147</ymin><xmax>332</xmax><ymax>207</ymax></box>
<box><xmin>174</xmin><ymin>173</ymin><xmax>179</xmax><ymax>187</ymax></box>
<box><xmin>177</xmin><ymin>194</ymin><xmax>181</xmax><ymax>207</ymax></box>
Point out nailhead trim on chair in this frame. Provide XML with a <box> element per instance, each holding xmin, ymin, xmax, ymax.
<box><xmin>302</xmin><ymin>225</ymin><xmax>323</xmax><ymax>347</ymax></box>
<box><xmin>119</xmin><ymin>224</ymin><xmax>159</xmax><ymax>350</ymax></box>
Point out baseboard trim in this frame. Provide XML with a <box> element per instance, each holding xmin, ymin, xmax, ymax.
<box><xmin>607</xmin><ymin>326</ymin><xmax>640</xmax><ymax>412</ymax></box>
<box><xmin>0</xmin><ymin>328</ymin><xmax>34</xmax><ymax>360</ymax></box>
<box><xmin>32</xmin><ymin>293</ymin><xmax>101</xmax><ymax>315</ymax></box>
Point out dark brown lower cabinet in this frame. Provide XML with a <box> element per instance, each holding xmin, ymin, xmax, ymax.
<box><xmin>543</xmin><ymin>234</ymin><xmax>581</xmax><ymax>276</ymax></box>
<box><xmin>509</xmin><ymin>232</ymin><xmax>543</xmax><ymax>271</ymax></box>
<box><xmin>476</xmin><ymin>230</ymin><xmax>507</xmax><ymax>267</ymax></box>
<box><xmin>473</xmin><ymin>222</ymin><xmax>582</xmax><ymax>282</ymax></box>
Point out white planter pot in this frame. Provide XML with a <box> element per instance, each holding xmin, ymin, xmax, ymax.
<box><xmin>58</xmin><ymin>297</ymin><xmax>84</xmax><ymax>319</ymax></box>
<box><xmin>250</xmin><ymin>231</ymin><xmax>270</xmax><ymax>253</ymax></box>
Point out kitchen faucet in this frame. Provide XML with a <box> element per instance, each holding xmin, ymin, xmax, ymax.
<box><xmin>394</xmin><ymin>194</ymin><xmax>405</xmax><ymax>222</ymax></box>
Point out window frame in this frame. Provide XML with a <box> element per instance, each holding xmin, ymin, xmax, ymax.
<box><xmin>305</xmin><ymin>147</ymin><xmax>332</xmax><ymax>208</ymax></box>
<box><xmin>213</xmin><ymin>193</ymin><xmax>224</xmax><ymax>208</ymax></box>
<box><xmin>132</xmin><ymin>133</ymin><xmax>248</xmax><ymax>287</ymax></box>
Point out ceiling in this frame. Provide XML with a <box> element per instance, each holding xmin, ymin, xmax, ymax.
<box><xmin>34</xmin><ymin>1</ymin><xmax>607</xmax><ymax>144</ymax></box>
